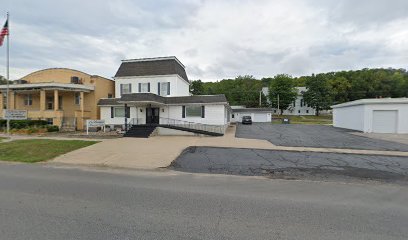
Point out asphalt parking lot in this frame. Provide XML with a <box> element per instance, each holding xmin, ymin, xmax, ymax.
<box><xmin>235</xmin><ymin>123</ymin><xmax>408</xmax><ymax>151</ymax></box>
<box><xmin>171</xmin><ymin>146</ymin><xmax>408</xmax><ymax>183</ymax></box>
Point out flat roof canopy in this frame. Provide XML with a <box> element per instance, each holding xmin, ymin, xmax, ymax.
<box><xmin>0</xmin><ymin>83</ymin><xmax>94</xmax><ymax>92</ymax></box>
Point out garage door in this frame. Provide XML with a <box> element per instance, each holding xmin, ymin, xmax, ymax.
<box><xmin>372</xmin><ymin>110</ymin><xmax>398</xmax><ymax>133</ymax></box>
<box><xmin>253</xmin><ymin>113</ymin><xmax>268</xmax><ymax>122</ymax></box>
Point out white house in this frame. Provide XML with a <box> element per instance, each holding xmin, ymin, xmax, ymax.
<box><xmin>98</xmin><ymin>56</ymin><xmax>231</xmax><ymax>137</ymax></box>
<box><xmin>230</xmin><ymin>106</ymin><xmax>273</xmax><ymax>123</ymax></box>
<box><xmin>262</xmin><ymin>87</ymin><xmax>318</xmax><ymax>115</ymax></box>
<box><xmin>332</xmin><ymin>98</ymin><xmax>408</xmax><ymax>134</ymax></box>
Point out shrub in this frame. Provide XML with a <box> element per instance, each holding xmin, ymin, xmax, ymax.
<box><xmin>0</xmin><ymin>120</ymin><xmax>48</xmax><ymax>129</ymax></box>
<box><xmin>46</xmin><ymin>125</ymin><xmax>59</xmax><ymax>132</ymax></box>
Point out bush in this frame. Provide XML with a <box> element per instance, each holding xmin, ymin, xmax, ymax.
<box><xmin>0</xmin><ymin>119</ymin><xmax>48</xmax><ymax>129</ymax></box>
<box><xmin>46</xmin><ymin>125</ymin><xmax>59</xmax><ymax>132</ymax></box>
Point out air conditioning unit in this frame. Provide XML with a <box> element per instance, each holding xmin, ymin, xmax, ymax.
<box><xmin>71</xmin><ymin>76</ymin><xmax>80</xmax><ymax>84</ymax></box>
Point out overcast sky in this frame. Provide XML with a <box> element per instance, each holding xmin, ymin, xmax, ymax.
<box><xmin>1</xmin><ymin>0</ymin><xmax>408</xmax><ymax>81</ymax></box>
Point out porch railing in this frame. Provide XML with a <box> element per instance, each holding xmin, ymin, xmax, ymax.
<box><xmin>127</xmin><ymin>117</ymin><xmax>227</xmax><ymax>135</ymax></box>
<box><xmin>159</xmin><ymin>117</ymin><xmax>227</xmax><ymax>134</ymax></box>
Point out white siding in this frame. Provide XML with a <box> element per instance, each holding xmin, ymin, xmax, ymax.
<box><xmin>115</xmin><ymin>75</ymin><xmax>190</xmax><ymax>97</ymax></box>
<box><xmin>333</xmin><ymin>102</ymin><xmax>408</xmax><ymax>133</ymax></box>
<box><xmin>333</xmin><ymin>105</ymin><xmax>365</xmax><ymax>131</ymax></box>
<box><xmin>365</xmin><ymin>103</ymin><xmax>408</xmax><ymax>133</ymax></box>
<box><xmin>167</xmin><ymin>104</ymin><xmax>227</xmax><ymax>125</ymax></box>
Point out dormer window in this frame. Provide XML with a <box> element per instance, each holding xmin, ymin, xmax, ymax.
<box><xmin>159</xmin><ymin>82</ymin><xmax>170</xmax><ymax>96</ymax></box>
<box><xmin>120</xmin><ymin>84</ymin><xmax>132</xmax><ymax>95</ymax></box>
<box><xmin>138</xmin><ymin>83</ymin><xmax>150</xmax><ymax>93</ymax></box>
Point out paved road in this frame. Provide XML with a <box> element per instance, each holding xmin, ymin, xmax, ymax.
<box><xmin>1</xmin><ymin>163</ymin><xmax>407</xmax><ymax>240</ymax></box>
<box><xmin>171</xmin><ymin>147</ymin><xmax>408</xmax><ymax>183</ymax></box>
<box><xmin>235</xmin><ymin>124</ymin><xmax>408</xmax><ymax>151</ymax></box>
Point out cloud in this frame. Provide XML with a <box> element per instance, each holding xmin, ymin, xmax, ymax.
<box><xmin>1</xmin><ymin>0</ymin><xmax>408</xmax><ymax>81</ymax></box>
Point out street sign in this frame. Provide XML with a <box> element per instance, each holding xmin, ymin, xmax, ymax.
<box><xmin>86</xmin><ymin>119</ymin><xmax>105</xmax><ymax>134</ymax></box>
<box><xmin>3</xmin><ymin>110</ymin><xmax>27</xmax><ymax>120</ymax></box>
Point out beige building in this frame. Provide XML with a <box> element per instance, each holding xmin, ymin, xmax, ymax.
<box><xmin>0</xmin><ymin>68</ymin><xmax>114</xmax><ymax>130</ymax></box>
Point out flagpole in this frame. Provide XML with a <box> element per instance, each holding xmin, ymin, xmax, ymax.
<box><xmin>6</xmin><ymin>12</ymin><xmax>9</xmax><ymax>135</ymax></box>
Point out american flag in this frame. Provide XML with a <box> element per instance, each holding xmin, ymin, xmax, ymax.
<box><xmin>0</xmin><ymin>20</ymin><xmax>8</xmax><ymax>47</ymax></box>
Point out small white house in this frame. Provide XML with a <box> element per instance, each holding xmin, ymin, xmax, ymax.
<box><xmin>231</xmin><ymin>107</ymin><xmax>273</xmax><ymax>123</ymax></box>
<box><xmin>98</xmin><ymin>56</ymin><xmax>231</xmax><ymax>136</ymax></box>
<box><xmin>332</xmin><ymin>98</ymin><xmax>408</xmax><ymax>134</ymax></box>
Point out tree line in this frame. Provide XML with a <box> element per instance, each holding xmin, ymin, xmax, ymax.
<box><xmin>190</xmin><ymin>68</ymin><xmax>408</xmax><ymax>115</ymax></box>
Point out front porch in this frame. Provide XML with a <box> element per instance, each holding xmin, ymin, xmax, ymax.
<box><xmin>0</xmin><ymin>84</ymin><xmax>93</xmax><ymax>130</ymax></box>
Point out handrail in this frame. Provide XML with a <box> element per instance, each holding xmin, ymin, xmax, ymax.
<box><xmin>127</xmin><ymin>117</ymin><xmax>228</xmax><ymax>134</ymax></box>
<box><xmin>159</xmin><ymin>117</ymin><xmax>227</xmax><ymax>134</ymax></box>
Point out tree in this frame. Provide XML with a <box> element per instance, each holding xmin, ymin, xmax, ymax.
<box><xmin>268</xmin><ymin>74</ymin><xmax>297</xmax><ymax>114</ymax></box>
<box><xmin>190</xmin><ymin>80</ymin><xmax>204</xmax><ymax>95</ymax></box>
<box><xmin>0</xmin><ymin>75</ymin><xmax>10</xmax><ymax>85</ymax></box>
<box><xmin>303</xmin><ymin>74</ymin><xmax>333</xmax><ymax>116</ymax></box>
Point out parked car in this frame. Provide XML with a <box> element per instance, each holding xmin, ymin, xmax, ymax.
<box><xmin>242</xmin><ymin>116</ymin><xmax>252</xmax><ymax>124</ymax></box>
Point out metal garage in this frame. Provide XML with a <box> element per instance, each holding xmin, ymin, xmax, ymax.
<box><xmin>231</xmin><ymin>107</ymin><xmax>273</xmax><ymax>123</ymax></box>
<box><xmin>332</xmin><ymin>98</ymin><xmax>408</xmax><ymax>134</ymax></box>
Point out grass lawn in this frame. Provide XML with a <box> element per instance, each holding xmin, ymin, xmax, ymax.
<box><xmin>0</xmin><ymin>139</ymin><xmax>99</xmax><ymax>163</ymax></box>
<box><xmin>272</xmin><ymin>115</ymin><xmax>333</xmax><ymax>125</ymax></box>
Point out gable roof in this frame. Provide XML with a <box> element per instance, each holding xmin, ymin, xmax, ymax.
<box><xmin>114</xmin><ymin>56</ymin><xmax>189</xmax><ymax>82</ymax></box>
<box><xmin>98</xmin><ymin>93</ymin><xmax>228</xmax><ymax>105</ymax></box>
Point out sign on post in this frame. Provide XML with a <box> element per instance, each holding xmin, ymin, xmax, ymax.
<box><xmin>3</xmin><ymin>110</ymin><xmax>27</xmax><ymax>120</ymax></box>
<box><xmin>86</xmin><ymin>119</ymin><xmax>105</xmax><ymax>135</ymax></box>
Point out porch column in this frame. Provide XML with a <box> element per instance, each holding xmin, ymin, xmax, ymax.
<box><xmin>54</xmin><ymin>90</ymin><xmax>59</xmax><ymax>111</ymax></box>
<box><xmin>124</xmin><ymin>103</ymin><xmax>128</xmax><ymax>131</ymax></box>
<box><xmin>0</xmin><ymin>92</ymin><xmax>3</xmax><ymax>111</ymax></box>
<box><xmin>53</xmin><ymin>90</ymin><xmax>62</xmax><ymax>127</ymax></box>
<box><xmin>40</xmin><ymin>90</ymin><xmax>46</xmax><ymax>111</ymax></box>
<box><xmin>9</xmin><ymin>91</ymin><xmax>15</xmax><ymax>110</ymax></box>
<box><xmin>80</xmin><ymin>91</ymin><xmax>84</xmax><ymax>117</ymax></box>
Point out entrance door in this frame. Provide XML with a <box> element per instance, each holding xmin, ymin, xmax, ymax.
<box><xmin>146</xmin><ymin>108</ymin><xmax>160</xmax><ymax>125</ymax></box>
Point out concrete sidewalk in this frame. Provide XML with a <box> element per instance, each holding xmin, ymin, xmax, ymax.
<box><xmin>52</xmin><ymin>125</ymin><xmax>408</xmax><ymax>169</ymax></box>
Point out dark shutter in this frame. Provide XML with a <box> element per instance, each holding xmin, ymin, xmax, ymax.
<box><xmin>138</xmin><ymin>83</ymin><xmax>141</xmax><ymax>92</ymax></box>
<box><xmin>148</xmin><ymin>83</ymin><xmax>150</xmax><ymax>92</ymax></box>
<box><xmin>129</xmin><ymin>84</ymin><xmax>132</xmax><ymax>93</ymax></box>
<box><xmin>182</xmin><ymin>106</ymin><xmax>186</xmax><ymax>118</ymax></box>
<box><xmin>167</xmin><ymin>82</ymin><xmax>170</xmax><ymax>95</ymax></box>
<box><xmin>201</xmin><ymin>106</ymin><xmax>205</xmax><ymax>118</ymax></box>
<box><xmin>120</xmin><ymin>84</ymin><xmax>123</xmax><ymax>95</ymax></box>
<box><xmin>111</xmin><ymin>107</ymin><xmax>114</xmax><ymax>118</ymax></box>
<box><xmin>158</xmin><ymin>82</ymin><xmax>160</xmax><ymax>95</ymax></box>
<box><xmin>125</xmin><ymin>106</ymin><xmax>130</xmax><ymax>118</ymax></box>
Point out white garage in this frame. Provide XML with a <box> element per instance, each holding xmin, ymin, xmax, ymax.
<box><xmin>231</xmin><ymin>108</ymin><xmax>273</xmax><ymax>123</ymax></box>
<box><xmin>332</xmin><ymin>98</ymin><xmax>408</xmax><ymax>134</ymax></box>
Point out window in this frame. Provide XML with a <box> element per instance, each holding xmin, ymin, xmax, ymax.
<box><xmin>298</xmin><ymin>110</ymin><xmax>301</xmax><ymax>114</ymax></box>
<box><xmin>47</xmin><ymin>97</ymin><xmax>53</xmax><ymax>110</ymax></box>
<box><xmin>46</xmin><ymin>118</ymin><xmax>53</xmax><ymax>125</ymax></box>
<box><xmin>300</xmin><ymin>99</ymin><xmax>304</xmax><ymax>107</ymax></box>
<box><xmin>139</xmin><ymin>83</ymin><xmax>149</xmax><ymax>93</ymax></box>
<box><xmin>24</xmin><ymin>94</ymin><xmax>32</xmax><ymax>106</ymax></box>
<box><xmin>58</xmin><ymin>96</ymin><xmax>63</xmax><ymax>110</ymax></box>
<box><xmin>232</xmin><ymin>114</ymin><xmax>235</xmax><ymax>118</ymax></box>
<box><xmin>74</xmin><ymin>92</ymin><xmax>80</xmax><ymax>105</ymax></box>
<box><xmin>159</xmin><ymin>82</ymin><xmax>170</xmax><ymax>96</ymax></box>
<box><xmin>185</xmin><ymin>106</ymin><xmax>202</xmax><ymax>117</ymax></box>
<box><xmin>114</xmin><ymin>107</ymin><xmax>125</xmax><ymax>117</ymax></box>
<box><xmin>120</xmin><ymin>84</ymin><xmax>131</xmax><ymax>95</ymax></box>
<box><xmin>108</xmin><ymin>94</ymin><xmax>113</xmax><ymax>98</ymax></box>
<box><xmin>306</xmin><ymin>110</ymin><xmax>309</xmax><ymax>114</ymax></box>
